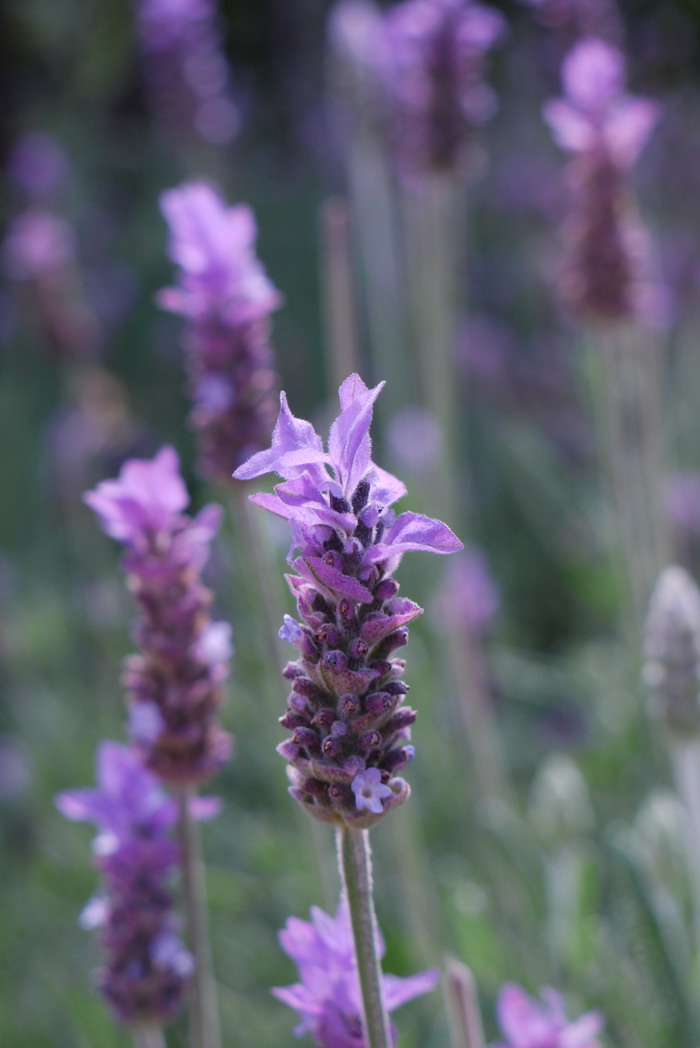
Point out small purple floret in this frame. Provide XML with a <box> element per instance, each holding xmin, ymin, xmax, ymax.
<box><xmin>492</xmin><ymin>983</ymin><xmax>604</xmax><ymax>1048</ymax></box>
<box><xmin>351</xmin><ymin>768</ymin><xmax>394</xmax><ymax>814</ymax></box>
<box><xmin>273</xmin><ymin>899</ymin><xmax>439</xmax><ymax>1046</ymax></box>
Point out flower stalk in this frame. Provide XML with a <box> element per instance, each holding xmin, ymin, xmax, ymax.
<box><xmin>133</xmin><ymin>1028</ymin><xmax>167</xmax><ymax>1048</ymax></box>
<box><xmin>337</xmin><ymin>826</ymin><xmax>392</xmax><ymax>1048</ymax></box>
<box><xmin>177</xmin><ymin>787</ymin><xmax>221</xmax><ymax>1048</ymax></box>
<box><xmin>445</xmin><ymin>959</ymin><xmax>486</xmax><ymax>1048</ymax></box>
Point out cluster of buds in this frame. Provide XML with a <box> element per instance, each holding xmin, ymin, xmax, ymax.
<box><xmin>134</xmin><ymin>0</ymin><xmax>239</xmax><ymax>148</ymax></box>
<box><xmin>382</xmin><ymin>0</ymin><xmax>505</xmax><ymax>177</ymax></box>
<box><xmin>644</xmin><ymin>566</ymin><xmax>700</xmax><ymax>738</ymax></box>
<box><xmin>544</xmin><ymin>38</ymin><xmax>659</xmax><ymax>323</ymax></box>
<box><xmin>159</xmin><ymin>182</ymin><xmax>281</xmax><ymax>481</ymax></box>
<box><xmin>234</xmin><ymin>375</ymin><xmax>462</xmax><ymax>828</ymax></box>
<box><xmin>85</xmin><ymin>446</ymin><xmax>232</xmax><ymax>784</ymax></box>
<box><xmin>273</xmin><ymin>898</ymin><xmax>438</xmax><ymax>1044</ymax></box>
<box><xmin>56</xmin><ymin>743</ymin><xmax>194</xmax><ymax>1025</ymax></box>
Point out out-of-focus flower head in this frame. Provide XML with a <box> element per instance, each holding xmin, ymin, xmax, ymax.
<box><xmin>521</xmin><ymin>0</ymin><xmax>620</xmax><ymax>39</ymax></box>
<box><xmin>135</xmin><ymin>0</ymin><xmax>240</xmax><ymax>146</ymax></box>
<box><xmin>234</xmin><ymin>375</ymin><xmax>462</xmax><ymax>828</ymax></box>
<box><xmin>159</xmin><ymin>183</ymin><xmax>281</xmax><ymax>479</ymax></box>
<box><xmin>7</xmin><ymin>132</ymin><xmax>69</xmax><ymax>202</ymax></box>
<box><xmin>440</xmin><ymin>546</ymin><xmax>499</xmax><ymax>636</ymax></box>
<box><xmin>492</xmin><ymin>983</ymin><xmax>603</xmax><ymax>1048</ymax></box>
<box><xmin>386</xmin><ymin>407</ymin><xmax>443</xmax><ymax>476</ymax></box>
<box><xmin>56</xmin><ymin>742</ymin><xmax>192</xmax><ymax>1026</ymax></box>
<box><xmin>382</xmin><ymin>0</ymin><xmax>505</xmax><ymax>177</ymax></box>
<box><xmin>273</xmin><ymin>899</ymin><xmax>439</xmax><ymax>1045</ymax></box>
<box><xmin>3</xmin><ymin>211</ymin><xmax>75</xmax><ymax>281</ymax></box>
<box><xmin>85</xmin><ymin>447</ymin><xmax>232</xmax><ymax>784</ymax></box>
<box><xmin>544</xmin><ymin>38</ymin><xmax>660</xmax><ymax>323</ymax></box>
<box><xmin>644</xmin><ymin>565</ymin><xmax>700</xmax><ymax>738</ymax></box>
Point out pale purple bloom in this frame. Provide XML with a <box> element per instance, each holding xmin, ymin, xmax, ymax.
<box><xmin>493</xmin><ymin>984</ymin><xmax>603</xmax><ymax>1048</ymax></box>
<box><xmin>382</xmin><ymin>0</ymin><xmax>505</xmax><ymax>176</ymax></box>
<box><xmin>159</xmin><ymin>182</ymin><xmax>281</xmax><ymax>479</ymax></box>
<box><xmin>85</xmin><ymin>447</ymin><xmax>232</xmax><ymax>784</ymax></box>
<box><xmin>386</xmin><ymin>407</ymin><xmax>443</xmax><ymax>476</ymax></box>
<box><xmin>134</xmin><ymin>0</ymin><xmax>239</xmax><ymax>147</ymax></box>
<box><xmin>3</xmin><ymin>211</ymin><xmax>75</xmax><ymax>280</ymax></box>
<box><xmin>273</xmin><ymin>900</ymin><xmax>439</xmax><ymax>1046</ymax></box>
<box><xmin>544</xmin><ymin>38</ymin><xmax>660</xmax><ymax>322</ymax></box>
<box><xmin>56</xmin><ymin>742</ymin><xmax>192</xmax><ymax>1025</ymax></box>
<box><xmin>234</xmin><ymin>375</ymin><xmax>462</xmax><ymax>828</ymax></box>
<box><xmin>666</xmin><ymin>473</ymin><xmax>700</xmax><ymax>538</ymax></box>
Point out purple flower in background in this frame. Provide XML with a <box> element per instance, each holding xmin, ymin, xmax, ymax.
<box><xmin>233</xmin><ymin>375</ymin><xmax>462</xmax><ymax>828</ymax></box>
<box><xmin>521</xmin><ymin>0</ymin><xmax>619</xmax><ymax>39</ymax></box>
<box><xmin>273</xmin><ymin>899</ymin><xmax>439</xmax><ymax>1046</ymax></box>
<box><xmin>134</xmin><ymin>0</ymin><xmax>240</xmax><ymax>147</ymax></box>
<box><xmin>440</xmin><ymin>547</ymin><xmax>499</xmax><ymax>637</ymax></box>
<box><xmin>7</xmin><ymin>132</ymin><xmax>69</xmax><ymax>201</ymax></box>
<box><xmin>159</xmin><ymin>182</ymin><xmax>281</xmax><ymax>480</ymax></box>
<box><xmin>56</xmin><ymin>742</ymin><xmax>192</xmax><ymax>1025</ymax></box>
<box><xmin>493</xmin><ymin>983</ymin><xmax>603</xmax><ymax>1048</ymax></box>
<box><xmin>3</xmin><ymin>211</ymin><xmax>75</xmax><ymax>280</ymax></box>
<box><xmin>85</xmin><ymin>447</ymin><xmax>232</xmax><ymax>784</ymax></box>
<box><xmin>544</xmin><ymin>38</ymin><xmax>660</xmax><ymax>322</ymax></box>
<box><xmin>382</xmin><ymin>0</ymin><xmax>505</xmax><ymax>177</ymax></box>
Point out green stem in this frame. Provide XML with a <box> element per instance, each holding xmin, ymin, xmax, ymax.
<box><xmin>133</xmin><ymin>1027</ymin><xmax>166</xmax><ymax>1048</ymax></box>
<box><xmin>177</xmin><ymin>788</ymin><xmax>221</xmax><ymax>1048</ymax></box>
<box><xmin>337</xmin><ymin>826</ymin><xmax>392</xmax><ymax>1048</ymax></box>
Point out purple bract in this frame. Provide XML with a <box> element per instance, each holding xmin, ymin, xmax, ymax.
<box><xmin>273</xmin><ymin>899</ymin><xmax>439</xmax><ymax>1046</ymax></box>
<box><xmin>159</xmin><ymin>182</ymin><xmax>281</xmax><ymax>479</ymax></box>
<box><xmin>234</xmin><ymin>374</ymin><xmax>462</xmax><ymax>828</ymax></box>
<box><xmin>492</xmin><ymin>983</ymin><xmax>603</xmax><ymax>1048</ymax></box>
<box><xmin>85</xmin><ymin>446</ymin><xmax>232</xmax><ymax>784</ymax></box>
<box><xmin>56</xmin><ymin>742</ymin><xmax>192</xmax><ymax>1026</ymax></box>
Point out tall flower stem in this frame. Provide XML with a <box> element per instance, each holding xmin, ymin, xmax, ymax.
<box><xmin>133</xmin><ymin>1028</ymin><xmax>167</xmax><ymax>1048</ymax></box>
<box><xmin>337</xmin><ymin>826</ymin><xmax>392</xmax><ymax>1048</ymax></box>
<box><xmin>321</xmin><ymin>196</ymin><xmax>362</xmax><ymax>396</ymax></box>
<box><xmin>445</xmin><ymin>959</ymin><xmax>487</xmax><ymax>1048</ymax></box>
<box><xmin>177</xmin><ymin>788</ymin><xmax>221</xmax><ymax>1048</ymax></box>
<box><xmin>671</xmin><ymin>739</ymin><xmax>700</xmax><ymax>962</ymax></box>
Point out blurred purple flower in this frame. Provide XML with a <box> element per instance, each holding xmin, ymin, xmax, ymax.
<box><xmin>234</xmin><ymin>374</ymin><xmax>462</xmax><ymax>828</ymax></box>
<box><xmin>666</xmin><ymin>473</ymin><xmax>700</xmax><ymax>538</ymax></box>
<box><xmin>493</xmin><ymin>983</ymin><xmax>603</xmax><ymax>1048</ymax></box>
<box><xmin>134</xmin><ymin>0</ymin><xmax>240</xmax><ymax>147</ymax></box>
<box><xmin>273</xmin><ymin>899</ymin><xmax>439</xmax><ymax>1045</ymax></box>
<box><xmin>382</xmin><ymin>0</ymin><xmax>505</xmax><ymax>176</ymax></box>
<box><xmin>85</xmin><ymin>447</ymin><xmax>232</xmax><ymax>785</ymax></box>
<box><xmin>520</xmin><ymin>0</ymin><xmax>619</xmax><ymax>39</ymax></box>
<box><xmin>3</xmin><ymin>211</ymin><xmax>75</xmax><ymax>280</ymax></box>
<box><xmin>440</xmin><ymin>547</ymin><xmax>499</xmax><ymax>636</ymax></box>
<box><xmin>386</xmin><ymin>407</ymin><xmax>443</xmax><ymax>476</ymax></box>
<box><xmin>159</xmin><ymin>182</ymin><xmax>281</xmax><ymax>480</ymax></box>
<box><xmin>56</xmin><ymin>742</ymin><xmax>192</xmax><ymax>1025</ymax></box>
<box><xmin>544</xmin><ymin>38</ymin><xmax>660</xmax><ymax>323</ymax></box>
<box><xmin>7</xmin><ymin>132</ymin><xmax>69</xmax><ymax>201</ymax></box>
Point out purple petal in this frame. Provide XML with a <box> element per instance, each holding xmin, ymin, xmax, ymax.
<box><xmin>367</xmin><ymin>512</ymin><xmax>463</xmax><ymax>561</ymax></box>
<box><xmin>300</xmin><ymin>557</ymin><xmax>374</xmax><ymax>603</ymax></box>
<box><xmin>328</xmin><ymin>376</ymin><xmax>384</xmax><ymax>493</ymax></box>
<box><xmin>382</xmin><ymin>969</ymin><xmax>440</xmax><ymax>1011</ymax></box>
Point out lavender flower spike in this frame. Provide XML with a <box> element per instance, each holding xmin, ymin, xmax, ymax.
<box><xmin>492</xmin><ymin>983</ymin><xmax>603</xmax><ymax>1048</ymax></box>
<box><xmin>56</xmin><ymin>742</ymin><xmax>193</xmax><ymax>1026</ymax></box>
<box><xmin>273</xmin><ymin>899</ymin><xmax>439</xmax><ymax>1046</ymax></box>
<box><xmin>382</xmin><ymin>0</ymin><xmax>505</xmax><ymax>177</ymax></box>
<box><xmin>543</xmin><ymin>38</ymin><xmax>659</xmax><ymax>322</ymax></box>
<box><xmin>159</xmin><ymin>182</ymin><xmax>281</xmax><ymax>481</ymax></box>
<box><xmin>84</xmin><ymin>446</ymin><xmax>232</xmax><ymax>785</ymax></box>
<box><xmin>234</xmin><ymin>374</ymin><xmax>462</xmax><ymax>828</ymax></box>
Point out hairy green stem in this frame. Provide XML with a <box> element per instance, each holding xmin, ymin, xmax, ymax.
<box><xmin>177</xmin><ymin>788</ymin><xmax>221</xmax><ymax>1048</ymax></box>
<box><xmin>337</xmin><ymin>826</ymin><xmax>392</xmax><ymax>1048</ymax></box>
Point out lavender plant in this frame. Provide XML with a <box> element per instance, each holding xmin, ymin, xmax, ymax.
<box><xmin>234</xmin><ymin>373</ymin><xmax>461</xmax><ymax>1046</ymax></box>
<box><xmin>273</xmin><ymin>899</ymin><xmax>438</xmax><ymax>1046</ymax></box>
<box><xmin>85</xmin><ymin>445</ymin><xmax>231</xmax><ymax>1048</ymax></box>
<box><xmin>56</xmin><ymin>743</ymin><xmax>194</xmax><ymax>1039</ymax></box>
<box><xmin>159</xmin><ymin>182</ymin><xmax>281</xmax><ymax>483</ymax></box>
